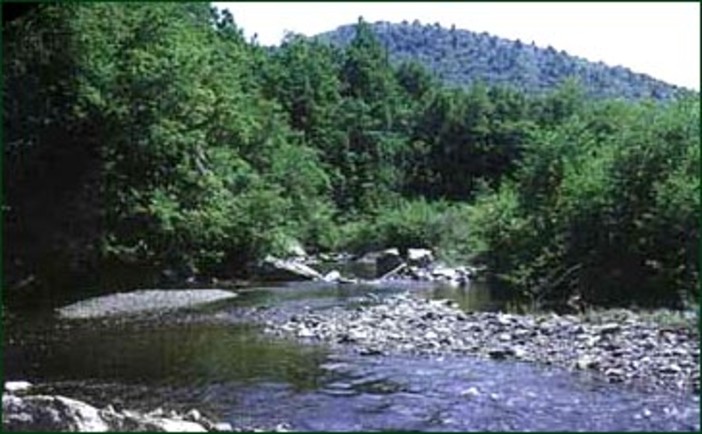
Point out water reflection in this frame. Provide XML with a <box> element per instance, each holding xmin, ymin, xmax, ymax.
<box><xmin>5</xmin><ymin>318</ymin><xmax>328</xmax><ymax>391</ymax></box>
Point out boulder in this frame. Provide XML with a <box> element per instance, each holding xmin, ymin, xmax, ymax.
<box><xmin>376</xmin><ymin>248</ymin><xmax>404</xmax><ymax>278</ymax></box>
<box><xmin>3</xmin><ymin>392</ymin><xmax>222</xmax><ymax>432</ymax></box>
<box><xmin>322</xmin><ymin>270</ymin><xmax>358</xmax><ymax>284</ymax></box>
<box><xmin>406</xmin><ymin>248</ymin><xmax>434</xmax><ymax>267</ymax></box>
<box><xmin>258</xmin><ymin>256</ymin><xmax>322</xmax><ymax>281</ymax></box>
<box><xmin>3</xmin><ymin>394</ymin><xmax>110</xmax><ymax>432</ymax></box>
<box><xmin>322</xmin><ymin>270</ymin><xmax>341</xmax><ymax>282</ymax></box>
<box><xmin>431</xmin><ymin>265</ymin><xmax>458</xmax><ymax>281</ymax></box>
<box><xmin>4</xmin><ymin>381</ymin><xmax>32</xmax><ymax>394</ymax></box>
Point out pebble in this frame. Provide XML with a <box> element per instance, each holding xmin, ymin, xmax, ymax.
<box><xmin>265</xmin><ymin>293</ymin><xmax>699</xmax><ymax>395</ymax></box>
<box><xmin>460</xmin><ymin>387</ymin><xmax>480</xmax><ymax>398</ymax></box>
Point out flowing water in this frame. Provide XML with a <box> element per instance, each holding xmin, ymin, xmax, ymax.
<box><xmin>4</xmin><ymin>278</ymin><xmax>700</xmax><ymax>431</ymax></box>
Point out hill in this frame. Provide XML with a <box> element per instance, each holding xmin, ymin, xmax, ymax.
<box><xmin>316</xmin><ymin>20</ymin><xmax>687</xmax><ymax>101</ymax></box>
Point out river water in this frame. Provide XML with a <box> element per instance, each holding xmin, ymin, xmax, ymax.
<box><xmin>4</xmin><ymin>280</ymin><xmax>700</xmax><ymax>431</ymax></box>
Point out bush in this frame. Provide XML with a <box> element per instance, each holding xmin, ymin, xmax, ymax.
<box><xmin>469</xmin><ymin>96</ymin><xmax>700</xmax><ymax>309</ymax></box>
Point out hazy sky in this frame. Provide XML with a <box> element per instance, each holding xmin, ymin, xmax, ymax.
<box><xmin>213</xmin><ymin>2</ymin><xmax>700</xmax><ymax>90</ymax></box>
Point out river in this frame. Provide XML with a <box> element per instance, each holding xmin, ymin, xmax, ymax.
<box><xmin>4</xmin><ymin>279</ymin><xmax>700</xmax><ymax>431</ymax></box>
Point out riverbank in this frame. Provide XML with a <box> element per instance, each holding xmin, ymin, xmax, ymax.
<box><xmin>264</xmin><ymin>292</ymin><xmax>699</xmax><ymax>395</ymax></box>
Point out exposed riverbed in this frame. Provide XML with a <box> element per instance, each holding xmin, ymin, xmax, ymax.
<box><xmin>4</xmin><ymin>280</ymin><xmax>700</xmax><ymax>431</ymax></box>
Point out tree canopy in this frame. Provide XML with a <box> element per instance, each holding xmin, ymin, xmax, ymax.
<box><xmin>4</xmin><ymin>5</ymin><xmax>699</xmax><ymax>311</ymax></box>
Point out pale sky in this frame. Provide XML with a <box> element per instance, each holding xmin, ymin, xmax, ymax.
<box><xmin>213</xmin><ymin>2</ymin><xmax>700</xmax><ymax>90</ymax></box>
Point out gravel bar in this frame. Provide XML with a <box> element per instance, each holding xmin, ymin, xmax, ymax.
<box><xmin>265</xmin><ymin>293</ymin><xmax>700</xmax><ymax>395</ymax></box>
<box><xmin>56</xmin><ymin>290</ymin><xmax>238</xmax><ymax>319</ymax></box>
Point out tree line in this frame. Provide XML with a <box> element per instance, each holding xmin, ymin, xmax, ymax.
<box><xmin>3</xmin><ymin>4</ymin><xmax>699</xmax><ymax>310</ymax></box>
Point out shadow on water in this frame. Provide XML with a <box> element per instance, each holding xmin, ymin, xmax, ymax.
<box><xmin>5</xmin><ymin>316</ymin><xmax>327</xmax><ymax>390</ymax></box>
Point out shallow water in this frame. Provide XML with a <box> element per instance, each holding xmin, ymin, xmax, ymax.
<box><xmin>4</xmin><ymin>281</ymin><xmax>700</xmax><ymax>431</ymax></box>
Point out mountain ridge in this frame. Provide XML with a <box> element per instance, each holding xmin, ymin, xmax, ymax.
<box><xmin>314</xmin><ymin>20</ymin><xmax>690</xmax><ymax>101</ymax></box>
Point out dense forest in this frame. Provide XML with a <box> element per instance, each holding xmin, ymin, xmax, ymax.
<box><xmin>317</xmin><ymin>21</ymin><xmax>689</xmax><ymax>101</ymax></box>
<box><xmin>3</xmin><ymin>4</ymin><xmax>699</xmax><ymax>311</ymax></box>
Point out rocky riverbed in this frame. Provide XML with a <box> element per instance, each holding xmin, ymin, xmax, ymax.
<box><xmin>264</xmin><ymin>293</ymin><xmax>700</xmax><ymax>395</ymax></box>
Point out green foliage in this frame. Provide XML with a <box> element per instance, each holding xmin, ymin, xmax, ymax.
<box><xmin>318</xmin><ymin>21</ymin><xmax>686</xmax><ymax>101</ymax></box>
<box><xmin>4</xmin><ymin>4</ymin><xmax>699</xmax><ymax>313</ymax></box>
<box><xmin>469</xmin><ymin>95</ymin><xmax>700</xmax><ymax>309</ymax></box>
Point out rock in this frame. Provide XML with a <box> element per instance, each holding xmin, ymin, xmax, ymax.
<box><xmin>460</xmin><ymin>386</ymin><xmax>480</xmax><ymax>398</ymax></box>
<box><xmin>258</xmin><ymin>256</ymin><xmax>323</xmax><ymax>281</ymax></box>
<box><xmin>498</xmin><ymin>332</ymin><xmax>512</xmax><ymax>342</ymax></box>
<box><xmin>214</xmin><ymin>422</ymin><xmax>234</xmax><ymax>431</ymax></box>
<box><xmin>376</xmin><ymin>249</ymin><xmax>404</xmax><ymax>278</ymax></box>
<box><xmin>359</xmin><ymin>347</ymin><xmax>384</xmax><ymax>356</ymax></box>
<box><xmin>274</xmin><ymin>423</ymin><xmax>292</xmax><ymax>432</ymax></box>
<box><xmin>3</xmin><ymin>394</ymin><xmax>110</xmax><ymax>432</ymax></box>
<box><xmin>186</xmin><ymin>409</ymin><xmax>202</xmax><ymax>422</ymax></box>
<box><xmin>431</xmin><ymin>265</ymin><xmax>458</xmax><ymax>281</ymax></box>
<box><xmin>488</xmin><ymin>347</ymin><xmax>515</xmax><ymax>360</ymax></box>
<box><xmin>406</xmin><ymin>248</ymin><xmax>434</xmax><ymax>267</ymax></box>
<box><xmin>323</xmin><ymin>270</ymin><xmax>342</xmax><ymax>282</ymax></box>
<box><xmin>575</xmin><ymin>355</ymin><xmax>598</xmax><ymax>370</ymax></box>
<box><xmin>424</xmin><ymin>330</ymin><xmax>438</xmax><ymax>341</ymax></box>
<box><xmin>4</xmin><ymin>381</ymin><xmax>32</xmax><ymax>394</ymax></box>
<box><xmin>598</xmin><ymin>323</ymin><xmax>621</xmax><ymax>335</ymax></box>
<box><xmin>266</xmin><ymin>293</ymin><xmax>700</xmax><ymax>395</ymax></box>
<box><xmin>496</xmin><ymin>314</ymin><xmax>514</xmax><ymax>326</ymax></box>
<box><xmin>512</xmin><ymin>347</ymin><xmax>527</xmax><ymax>359</ymax></box>
<box><xmin>297</xmin><ymin>327</ymin><xmax>315</xmax><ymax>338</ymax></box>
<box><xmin>604</xmin><ymin>368</ymin><xmax>625</xmax><ymax>382</ymax></box>
<box><xmin>145</xmin><ymin>418</ymin><xmax>208</xmax><ymax>432</ymax></box>
<box><xmin>349</xmin><ymin>328</ymin><xmax>369</xmax><ymax>341</ymax></box>
<box><xmin>659</xmin><ymin>364</ymin><xmax>682</xmax><ymax>374</ymax></box>
<box><xmin>3</xmin><ymin>388</ymin><xmax>225</xmax><ymax>432</ymax></box>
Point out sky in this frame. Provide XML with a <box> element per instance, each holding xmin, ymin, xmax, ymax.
<box><xmin>213</xmin><ymin>2</ymin><xmax>700</xmax><ymax>90</ymax></box>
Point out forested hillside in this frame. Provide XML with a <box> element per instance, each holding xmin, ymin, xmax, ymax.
<box><xmin>3</xmin><ymin>5</ymin><xmax>699</xmax><ymax>311</ymax></box>
<box><xmin>317</xmin><ymin>21</ymin><xmax>688</xmax><ymax>101</ymax></box>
